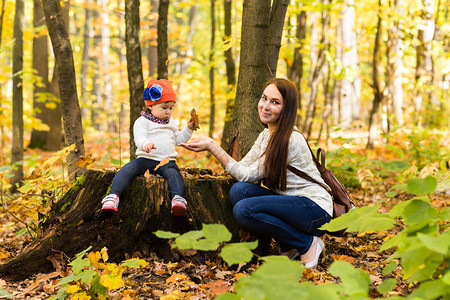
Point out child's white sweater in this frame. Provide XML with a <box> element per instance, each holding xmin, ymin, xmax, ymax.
<box><xmin>133</xmin><ymin>116</ymin><xmax>193</xmax><ymax>161</ymax></box>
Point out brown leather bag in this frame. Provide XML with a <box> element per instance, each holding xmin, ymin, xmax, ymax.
<box><xmin>288</xmin><ymin>145</ymin><xmax>355</xmax><ymax>236</ymax></box>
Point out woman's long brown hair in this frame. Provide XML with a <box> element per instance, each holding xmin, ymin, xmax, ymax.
<box><xmin>263</xmin><ymin>78</ymin><xmax>299</xmax><ymax>191</ymax></box>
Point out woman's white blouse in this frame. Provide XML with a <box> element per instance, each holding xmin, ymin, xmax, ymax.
<box><xmin>225</xmin><ymin>129</ymin><xmax>333</xmax><ymax>216</ymax></box>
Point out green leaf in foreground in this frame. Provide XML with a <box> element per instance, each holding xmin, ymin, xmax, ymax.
<box><xmin>121</xmin><ymin>258</ymin><xmax>148</xmax><ymax>268</ymax></box>
<box><xmin>329</xmin><ymin>260</ymin><xmax>370</xmax><ymax>297</ymax></box>
<box><xmin>377</xmin><ymin>278</ymin><xmax>397</xmax><ymax>294</ymax></box>
<box><xmin>406</xmin><ymin>176</ymin><xmax>437</xmax><ymax>195</ymax></box>
<box><xmin>202</xmin><ymin>223</ymin><xmax>232</xmax><ymax>243</ymax></box>
<box><xmin>0</xmin><ymin>287</ymin><xmax>13</xmax><ymax>299</ymax></box>
<box><xmin>321</xmin><ymin>205</ymin><xmax>395</xmax><ymax>233</ymax></box>
<box><xmin>220</xmin><ymin>241</ymin><xmax>258</xmax><ymax>266</ymax></box>
<box><xmin>153</xmin><ymin>230</ymin><xmax>181</xmax><ymax>239</ymax></box>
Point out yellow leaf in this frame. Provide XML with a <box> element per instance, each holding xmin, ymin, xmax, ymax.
<box><xmin>166</xmin><ymin>273</ymin><xmax>187</xmax><ymax>284</ymax></box>
<box><xmin>66</xmin><ymin>284</ymin><xmax>81</xmax><ymax>294</ymax></box>
<box><xmin>101</xmin><ymin>247</ymin><xmax>109</xmax><ymax>262</ymax></box>
<box><xmin>71</xmin><ymin>291</ymin><xmax>91</xmax><ymax>300</ymax></box>
<box><xmin>154</xmin><ymin>157</ymin><xmax>171</xmax><ymax>171</ymax></box>
<box><xmin>74</xmin><ymin>154</ymin><xmax>96</xmax><ymax>168</ymax></box>
<box><xmin>100</xmin><ymin>273</ymin><xmax>125</xmax><ymax>290</ymax></box>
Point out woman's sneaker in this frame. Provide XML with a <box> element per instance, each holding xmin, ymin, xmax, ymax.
<box><xmin>102</xmin><ymin>194</ymin><xmax>119</xmax><ymax>212</ymax></box>
<box><xmin>171</xmin><ymin>195</ymin><xmax>187</xmax><ymax>216</ymax></box>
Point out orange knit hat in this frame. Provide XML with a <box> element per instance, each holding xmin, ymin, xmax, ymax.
<box><xmin>143</xmin><ymin>79</ymin><xmax>176</xmax><ymax>106</ymax></box>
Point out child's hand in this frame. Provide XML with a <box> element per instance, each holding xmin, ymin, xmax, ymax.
<box><xmin>187</xmin><ymin>119</ymin><xmax>195</xmax><ymax>130</ymax></box>
<box><xmin>143</xmin><ymin>142</ymin><xmax>156</xmax><ymax>153</ymax></box>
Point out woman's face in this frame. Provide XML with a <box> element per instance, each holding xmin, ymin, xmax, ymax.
<box><xmin>258</xmin><ymin>84</ymin><xmax>284</xmax><ymax>129</ymax></box>
<box><xmin>149</xmin><ymin>101</ymin><xmax>175</xmax><ymax>120</ymax></box>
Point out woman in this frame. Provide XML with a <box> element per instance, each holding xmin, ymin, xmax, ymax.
<box><xmin>181</xmin><ymin>78</ymin><xmax>332</xmax><ymax>268</ymax></box>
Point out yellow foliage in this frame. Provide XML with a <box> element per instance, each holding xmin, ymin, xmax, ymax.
<box><xmin>357</xmin><ymin>168</ymin><xmax>375</xmax><ymax>189</ymax></box>
<box><xmin>101</xmin><ymin>247</ymin><xmax>109</xmax><ymax>262</ymax></box>
<box><xmin>66</xmin><ymin>284</ymin><xmax>81</xmax><ymax>294</ymax></box>
<box><xmin>100</xmin><ymin>271</ymin><xmax>125</xmax><ymax>290</ymax></box>
<box><xmin>71</xmin><ymin>291</ymin><xmax>92</xmax><ymax>300</ymax></box>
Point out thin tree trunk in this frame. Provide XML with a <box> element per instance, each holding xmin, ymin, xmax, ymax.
<box><xmin>367</xmin><ymin>0</ymin><xmax>383</xmax><ymax>149</ymax></box>
<box><xmin>11</xmin><ymin>0</ymin><xmax>25</xmax><ymax>192</ymax></box>
<box><xmin>91</xmin><ymin>7</ymin><xmax>101</xmax><ymax>130</ymax></box>
<box><xmin>42</xmin><ymin>0</ymin><xmax>86</xmax><ymax>179</ymax></box>
<box><xmin>0</xmin><ymin>0</ymin><xmax>5</xmax><ymax>166</ymax></box>
<box><xmin>46</xmin><ymin>1</ymin><xmax>66</xmax><ymax>152</ymax></box>
<box><xmin>266</xmin><ymin>0</ymin><xmax>289</xmax><ymax>80</ymax></box>
<box><xmin>209</xmin><ymin>0</ymin><xmax>215</xmax><ymax>138</ymax></box>
<box><xmin>157</xmin><ymin>0</ymin><xmax>169</xmax><ymax>79</ymax></box>
<box><xmin>304</xmin><ymin>1</ymin><xmax>330</xmax><ymax>139</ymax></box>
<box><xmin>414</xmin><ymin>0</ymin><xmax>435</xmax><ymax>127</ymax></box>
<box><xmin>28</xmin><ymin>0</ymin><xmax>50</xmax><ymax>150</ymax></box>
<box><xmin>148</xmin><ymin>0</ymin><xmax>159</xmax><ymax>78</ymax></box>
<box><xmin>125</xmin><ymin>0</ymin><xmax>144</xmax><ymax>159</ymax></box>
<box><xmin>337</xmin><ymin>0</ymin><xmax>360</xmax><ymax>127</ymax></box>
<box><xmin>288</xmin><ymin>10</ymin><xmax>306</xmax><ymax>129</ymax></box>
<box><xmin>387</xmin><ymin>0</ymin><xmax>404</xmax><ymax>127</ymax></box>
<box><xmin>220</xmin><ymin>0</ymin><xmax>236</xmax><ymax>150</ymax></box>
<box><xmin>80</xmin><ymin>6</ymin><xmax>91</xmax><ymax>120</ymax></box>
<box><xmin>99</xmin><ymin>0</ymin><xmax>113</xmax><ymax>131</ymax></box>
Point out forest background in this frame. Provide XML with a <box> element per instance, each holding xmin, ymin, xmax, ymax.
<box><xmin>0</xmin><ymin>0</ymin><xmax>449</xmax><ymax>298</ymax></box>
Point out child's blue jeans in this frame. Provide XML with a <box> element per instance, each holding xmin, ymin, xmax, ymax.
<box><xmin>229</xmin><ymin>181</ymin><xmax>331</xmax><ymax>254</ymax></box>
<box><xmin>109</xmin><ymin>157</ymin><xmax>184</xmax><ymax>198</ymax></box>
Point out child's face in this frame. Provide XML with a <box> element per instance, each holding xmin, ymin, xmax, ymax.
<box><xmin>149</xmin><ymin>101</ymin><xmax>175</xmax><ymax>120</ymax></box>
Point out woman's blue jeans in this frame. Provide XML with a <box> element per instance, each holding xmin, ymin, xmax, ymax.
<box><xmin>229</xmin><ymin>182</ymin><xmax>331</xmax><ymax>254</ymax></box>
<box><xmin>109</xmin><ymin>157</ymin><xmax>184</xmax><ymax>198</ymax></box>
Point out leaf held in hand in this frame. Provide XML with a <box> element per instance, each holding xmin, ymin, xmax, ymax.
<box><xmin>190</xmin><ymin>108</ymin><xmax>200</xmax><ymax>130</ymax></box>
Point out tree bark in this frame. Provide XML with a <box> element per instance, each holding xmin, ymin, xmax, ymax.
<box><xmin>125</xmin><ymin>0</ymin><xmax>144</xmax><ymax>160</ymax></box>
<box><xmin>288</xmin><ymin>10</ymin><xmax>306</xmax><ymax>129</ymax></box>
<box><xmin>266</xmin><ymin>0</ymin><xmax>289</xmax><ymax>79</ymax></box>
<box><xmin>10</xmin><ymin>0</ymin><xmax>25</xmax><ymax>192</ymax></box>
<box><xmin>228</xmin><ymin>0</ymin><xmax>271</xmax><ymax>159</ymax></box>
<box><xmin>220</xmin><ymin>0</ymin><xmax>236</xmax><ymax>151</ymax></box>
<box><xmin>302</xmin><ymin>2</ymin><xmax>330</xmax><ymax>139</ymax></box>
<box><xmin>157</xmin><ymin>0</ymin><xmax>169</xmax><ymax>79</ymax></box>
<box><xmin>147</xmin><ymin>0</ymin><xmax>159</xmax><ymax>78</ymax></box>
<box><xmin>367</xmin><ymin>0</ymin><xmax>383</xmax><ymax>149</ymax></box>
<box><xmin>335</xmin><ymin>0</ymin><xmax>360</xmax><ymax>127</ymax></box>
<box><xmin>209</xmin><ymin>0</ymin><xmax>216</xmax><ymax>138</ymax></box>
<box><xmin>0</xmin><ymin>169</ymin><xmax>239</xmax><ymax>281</ymax></box>
<box><xmin>28</xmin><ymin>0</ymin><xmax>50</xmax><ymax>150</ymax></box>
<box><xmin>414</xmin><ymin>0</ymin><xmax>435</xmax><ymax>126</ymax></box>
<box><xmin>0</xmin><ymin>0</ymin><xmax>5</xmax><ymax>166</ymax></box>
<box><xmin>42</xmin><ymin>0</ymin><xmax>85</xmax><ymax>179</ymax></box>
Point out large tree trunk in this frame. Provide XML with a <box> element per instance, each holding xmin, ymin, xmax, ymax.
<box><xmin>42</xmin><ymin>0</ymin><xmax>85</xmax><ymax>179</ymax></box>
<box><xmin>125</xmin><ymin>0</ymin><xmax>144</xmax><ymax>160</ymax></box>
<box><xmin>228</xmin><ymin>0</ymin><xmax>275</xmax><ymax>159</ymax></box>
<box><xmin>10</xmin><ymin>0</ymin><xmax>25</xmax><ymax>193</ymax></box>
<box><xmin>0</xmin><ymin>169</ymin><xmax>239</xmax><ymax>281</ymax></box>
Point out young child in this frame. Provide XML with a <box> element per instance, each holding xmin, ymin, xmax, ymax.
<box><xmin>101</xmin><ymin>78</ymin><xmax>195</xmax><ymax>216</ymax></box>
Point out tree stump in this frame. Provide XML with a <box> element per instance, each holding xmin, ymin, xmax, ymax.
<box><xmin>0</xmin><ymin>169</ymin><xmax>238</xmax><ymax>281</ymax></box>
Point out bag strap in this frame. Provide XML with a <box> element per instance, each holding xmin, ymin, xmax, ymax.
<box><xmin>287</xmin><ymin>164</ymin><xmax>332</xmax><ymax>195</ymax></box>
<box><xmin>288</xmin><ymin>130</ymin><xmax>332</xmax><ymax>195</ymax></box>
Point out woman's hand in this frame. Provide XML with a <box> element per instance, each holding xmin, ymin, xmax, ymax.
<box><xmin>180</xmin><ymin>137</ymin><xmax>213</xmax><ymax>152</ymax></box>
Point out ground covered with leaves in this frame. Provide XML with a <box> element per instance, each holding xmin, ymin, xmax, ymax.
<box><xmin>0</xmin><ymin>129</ymin><xmax>449</xmax><ymax>299</ymax></box>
